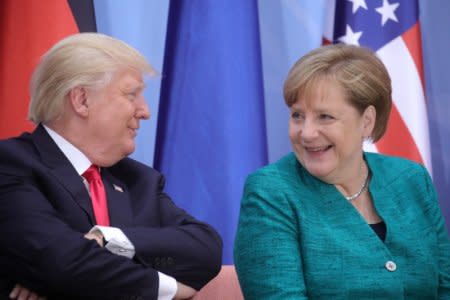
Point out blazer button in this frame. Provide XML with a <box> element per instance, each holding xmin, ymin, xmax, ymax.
<box><xmin>154</xmin><ymin>257</ymin><xmax>161</xmax><ymax>266</ymax></box>
<box><xmin>385</xmin><ymin>260</ymin><xmax>397</xmax><ymax>272</ymax></box>
<box><xmin>161</xmin><ymin>258</ymin><xmax>167</xmax><ymax>267</ymax></box>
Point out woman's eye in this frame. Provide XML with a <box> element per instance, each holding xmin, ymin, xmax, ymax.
<box><xmin>291</xmin><ymin>112</ymin><xmax>304</xmax><ymax>120</ymax></box>
<box><xmin>319</xmin><ymin>114</ymin><xmax>333</xmax><ymax>120</ymax></box>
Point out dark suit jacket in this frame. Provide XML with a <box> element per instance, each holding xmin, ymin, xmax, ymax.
<box><xmin>0</xmin><ymin>125</ymin><xmax>222</xmax><ymax>299</ymax></box>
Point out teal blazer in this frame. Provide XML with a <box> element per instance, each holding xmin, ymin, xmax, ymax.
<box><xmin>234</xmin><ymin>152</ymin><xmax>450</xmax><ymax>299</ymax></box>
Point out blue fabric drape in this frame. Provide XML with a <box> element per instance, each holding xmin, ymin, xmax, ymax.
<box><xmin>154</xmin><ymin>0</ymin><xmax>268</xmax><ymax>263</ymax></box>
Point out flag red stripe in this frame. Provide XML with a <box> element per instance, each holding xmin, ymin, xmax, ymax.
<box><xmin>322</xmin><ymin>37</ymin><xmax>332</xmax><ymax>45</ymax></box>
<box><xmin>376</xmin><ymin>103</ymin><xmax>424</xmax><ymax>164</ymax></box>
<box><xmin>0</xmin><ymin>0</ymin><xmax>79</xmax><ymax>138</ymax></box>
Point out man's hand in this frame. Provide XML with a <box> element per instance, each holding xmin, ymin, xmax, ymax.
<box><xmin>173</xmin><ymin>281</ymin><xmax>196</xmax><ymax>300</ymax></box>
<box><xmin>9</xmin><ymin>284</ymin><xmax>46</xmax><ymax>300</ymax></box>
<box><xmin>84</xmin><ymin>231</ymin><xmax>105</xmax><ymax>247</ymax></box>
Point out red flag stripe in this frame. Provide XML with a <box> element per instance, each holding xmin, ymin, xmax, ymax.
<box><xmin>376</xmin><ymin>103</ymin><xmax>424</xmax><ymax>164</ymax></box>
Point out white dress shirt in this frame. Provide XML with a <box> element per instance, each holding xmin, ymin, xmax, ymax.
<box><xmin>44</xmin><ymin>125</ymin><xmax>177</xmax><ymax>299</ymax></box>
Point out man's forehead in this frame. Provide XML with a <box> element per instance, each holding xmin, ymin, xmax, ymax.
<box><xmin>117</xmin><ymin>70</ymin><xmax>145</xmax><ymax>89</ymax></box>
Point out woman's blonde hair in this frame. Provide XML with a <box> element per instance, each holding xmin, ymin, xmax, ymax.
<box><xmin>28</xmin><ymin>33</ymin><xmax>155</xmax><ymax>123</ymax></box>
<box><xmin>283</xmin><ymin>44</ymin><xmax>392</xmax><ymax>142</ymax></box>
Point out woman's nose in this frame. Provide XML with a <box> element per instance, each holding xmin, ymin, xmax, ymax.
<box><xmin>300</xmin><ymin>119</ymin><xmax>319</xmax><ymax>140</ymax></box>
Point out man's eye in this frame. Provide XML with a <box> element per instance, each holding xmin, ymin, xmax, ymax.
<box><xmin>126</xmin><ymin>92</ymin><xmax>137</xmax><ymax>100</ymax></box>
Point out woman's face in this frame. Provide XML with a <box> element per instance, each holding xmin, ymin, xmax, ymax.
<box><xmin>288</xmin><ymin>79</ymin><xmax>375</xmax><ymax>184</ymax></box>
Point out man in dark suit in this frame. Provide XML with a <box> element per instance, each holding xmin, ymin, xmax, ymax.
<box><xmin>0</xmin><ymin>33</ymin><xmax>222</xmax><ymax>300</ymax></box>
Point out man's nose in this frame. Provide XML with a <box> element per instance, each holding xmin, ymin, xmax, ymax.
<box><xmin>135</xmin><ymin>96</ymin><xmax>150</xmax><ymax>120</ymax></box>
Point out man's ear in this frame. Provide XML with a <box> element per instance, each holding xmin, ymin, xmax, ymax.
<box><xmin>68</xmin><ymin>87</ymin><xmax>89</xmax><ymax>117</ymax></box>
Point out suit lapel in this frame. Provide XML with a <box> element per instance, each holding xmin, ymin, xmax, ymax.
<box><xmin>102</xmin><ymin>169</ymin><xmax>134</xmax><ymax>226</ymax></box>
<box><xmin>31</xmin><ymin>125</ymin><xmax>95</xmax><ymax>225</ymax></box>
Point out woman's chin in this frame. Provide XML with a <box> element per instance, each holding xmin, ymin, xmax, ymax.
<box><xmin>304</xmin><ymin>165</ymin><xmax>333</xmax><ymax>182</ymax></box>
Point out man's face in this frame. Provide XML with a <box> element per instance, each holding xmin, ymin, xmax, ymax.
<box><xmin>84</xmin><ymin>68</ymin><xmax>149</xmax><ymax>165</ymax></box>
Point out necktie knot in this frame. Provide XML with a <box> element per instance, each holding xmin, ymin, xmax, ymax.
<box><xmin>83</xmin><ymin>165</ymin><xmax>101</xmax><ymax>183</ymax></box>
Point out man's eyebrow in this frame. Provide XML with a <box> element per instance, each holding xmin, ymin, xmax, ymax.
<box><xmin>122</xmin><ymin>83</ymin><xmax>146</xmax><ymax>92</ymax></box>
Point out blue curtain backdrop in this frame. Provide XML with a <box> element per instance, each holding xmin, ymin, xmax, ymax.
<box><xmin>420</xmin><ymin>1</ymin><xmax>450</xmax><ymax>221</ymax></box>
<box><xmin>153</xmin><ymin>0</ymin><xmax>268</xmax><ymax>264</ymax></box>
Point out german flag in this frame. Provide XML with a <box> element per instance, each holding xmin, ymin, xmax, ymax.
<box><xmin>0</xmin><ymin>0</ymin><xmax>96</xmax><ymax>139</ymax></box>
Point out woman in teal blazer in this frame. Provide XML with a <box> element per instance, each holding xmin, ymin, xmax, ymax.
<box><xmin>234</xmin><ymin>44</ymin><xmax>450</xmax><ymax>299</ymax></box>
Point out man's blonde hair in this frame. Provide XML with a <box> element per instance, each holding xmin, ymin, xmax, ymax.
<box><xmin>28</xmin><ymin>33</ymin><xmax>155</xmax><ymax>124</ymax></box>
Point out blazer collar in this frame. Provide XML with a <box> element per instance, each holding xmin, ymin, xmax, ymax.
<box><xmin>31</xmin><ymin>124</ymin><xmax>95</xmax><ymax>224</ymax></box>
<box><xmin>31</xmin><ymin>124</ymin><xmax>134</xmax><ymax>227</ymax></box>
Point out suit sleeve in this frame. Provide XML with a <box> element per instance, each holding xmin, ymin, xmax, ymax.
<box><xmin>121</xmin><ymin>173</ymin><xmax>223</xmax><ymax>290</ymax></box>
<box><xmin>233</xmin><ymin>172</ymin><xmax>308</xmax><ymax>300</ymax></box>
<box><xmin>0</xmin><ymin>172</ymin><xmax>159</xmax><ymax>299</ymax></box>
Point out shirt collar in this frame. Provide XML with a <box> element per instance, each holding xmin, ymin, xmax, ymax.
<box><xmin>43</xmin><ymin>125</ymin><xmax>92</xmax><ymax>175</ymax></box>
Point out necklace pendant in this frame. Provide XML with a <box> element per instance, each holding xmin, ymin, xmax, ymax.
<box><xmin>345</xmin><ymin>170</ymin><xmax>369</xmax><ymax>201</ymax></box>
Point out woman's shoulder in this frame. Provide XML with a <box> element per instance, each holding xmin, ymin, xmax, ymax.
<box><xmin>246</xmin><ymin>153</ymin><xmax>299</xmax><ymax>184</ymax></box>
<box><xmin>365</xmin><ymin>152</ymin><xmax>426</xmax><ymax>174</ymax></box>
<box><xmin>240</xmin><ymin>153</ymin><xmax>304</xmax><ymax>222</ymax></box>
<box><xmin>365</xmin><ymin>152</ymin><xmax>430</xmax><ymax>187</ymax></box>
<box><xmin>243</xmin><ymin>153</ymin><xmax>315</xmax><ymax>205</ymax></box>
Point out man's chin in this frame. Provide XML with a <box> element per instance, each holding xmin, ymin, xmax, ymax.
<box><xmin>124</xmin><ymin>143</ymin><xmax>136</xmax><ymax>156</ymax></box>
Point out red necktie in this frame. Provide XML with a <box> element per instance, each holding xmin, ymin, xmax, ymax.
<box><xmin>82</xmin><ymin>165</ymin><xmax>110</xmax><ymax>226</ymax></box>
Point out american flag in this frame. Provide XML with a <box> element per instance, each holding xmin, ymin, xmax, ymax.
<box><xmin>324</xmin><ymin>0</ymin><xmax>431</xmax><ymax>173</ymax></box>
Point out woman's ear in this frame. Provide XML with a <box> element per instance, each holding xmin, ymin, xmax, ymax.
<box><xmin>68</xmin><ymin>87</ymin><xmax>89</xmax><ymax>117</ymax></box>
<box><xmin>362</xmin><ymin>105</ymin><xmax>376</xmax><ymax>139</ymax></box>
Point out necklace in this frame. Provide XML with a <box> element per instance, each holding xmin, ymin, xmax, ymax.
<box><xmin>345</xmin><ymin>169</ymin><xmax>369</xmax><ymax>201</ymax></box>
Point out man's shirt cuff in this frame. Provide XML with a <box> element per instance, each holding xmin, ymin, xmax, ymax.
<box><xmin>89</xmin><ymin>225</ymin><xmax>135</xmax><ymax>259</ymax></box>
<box><xmin>158</xmin><ymin>271</ymin><xmax>177</xmax><ymax>300</ymax></box>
